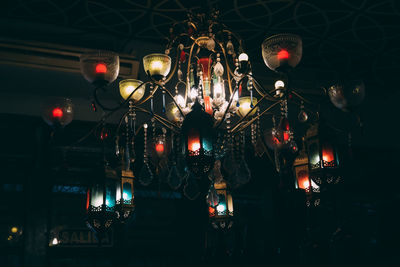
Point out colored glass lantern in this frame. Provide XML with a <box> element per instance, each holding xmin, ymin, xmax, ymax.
<box><xmin>80</xmin><ymin>51</ymin><xmax>120</xmax><ymax>87</ymax></box>
<box><xmin>143</xmin><ymin>53</ymin><xmax>171</xmax><ymax>81</ymax></box>
<box><xmin>181</xmin><ymin>101</ymin><xmax>215</xmax><ymax>176</ymax></box>
<box><xmin>115</xmin><ymin>169</ymin><xmax>135</xmax><ymax>223</ymax></box>
<box><xmin>261</xmin><ymin>34</ymin><xmax>302</xmax><ymax>72</ymax></box>
<box><xmin>208</xmin><ymin>180</ymin><xmax>234</xmax><ymax>230</ymax></box>
<box><xmin>86</xmin><ymin>166</ymin><xmax>118</xmax><ymax>236</ymax></box>
<box><xmin>305</xmin><ymin>123</ymin><xmax>341</xmax><ymax>186</ymax></box>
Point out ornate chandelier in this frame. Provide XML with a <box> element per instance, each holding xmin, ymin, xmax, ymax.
<box><xmin>78</xmin><ymin>10</ymin><xmax>364</xmax><ymax>231</ymax></box>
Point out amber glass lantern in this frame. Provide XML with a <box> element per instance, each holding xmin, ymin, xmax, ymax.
<box><xmin>119</xmin><ymin>79</ymin><xmax>145</xmax><ymax>101</ymax></box>
<box><xmin>208</xmin><ymin>180</ymin><xmax>234</xmax><ymax>230</ymax></box>
<box><xmin>181</xmin><ymin>101</ymin><xmax>215</xmax><ymax>176</ymax></box>
<box><xmin>86</xmin><ymin>166</ymin><xmax>118</xmax><ymax>236</ymax></box>
<box><xmin>306</xmin><ymin>123</ymin><xmax>341</xmax><ymax>186</ymax></box>
<box><xmin>261</xmin><ymin>34</ymin><xmax>302</xmax><ymax>72</ymax></box>
<box><xmin>143</xmin><ymin>53</ymin><xmax>171</xmax><ymax>81</ymax></box>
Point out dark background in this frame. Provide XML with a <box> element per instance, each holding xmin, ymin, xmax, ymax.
<box><xmin>1</xmin><ymin>0</ymin><xmax>400</xmax><ymax>266</ymax></box>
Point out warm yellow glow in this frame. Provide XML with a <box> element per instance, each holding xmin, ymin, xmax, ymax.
<box><xmin>143</xmin><ymin>53</ymin><xmax>171</xmax><ymax>79</ymax></box>
<box><xmin>227</xmin><ymin>194</ymin><xmax>233</xmax><ymax>213</ymax></box>
<box><xmin>237</xmin><ymin>97</ymin><xmax>258</xmax><ymax>118</ymax></box>
<box><xmin>213</xmin><ymin>82</ymin><xmax>224</xmax><ymax>99</ymax></box>
<box><xmin>119</xmin><ymin>79</ymin><xmax>145</xmax><ymax>101</ymax></box>
<box><xmin>302</xmin><ymin>180</ymin><xmax>310</xmax><ymax>189</ymax></box>
<box><xmin>190</xmin><ymin>88</ymin><xmax>198</xmax><ymax>101</ymax></box>
<box><xmin>175</xmin><ymin>94</ymin><xmax>185</xmax><ymax>107</ymax></box>
<box><xmin>11</xmin><ymin>227</ymin><xmax>18</xmax><ymax>233</ymax></box>
<box><xmin>190</xmin><ymin>142</ymin><xmax>201</xmax><ymax>152</ymax></box>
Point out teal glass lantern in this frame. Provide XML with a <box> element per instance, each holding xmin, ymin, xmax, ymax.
<box><xmin>208</xmin><ymin>180</ymin><xmax>234</xmax><ymax>230</ymax></box>
<box><xmin>86</xmin><ymin>166</ymin><xmax>118</xmax><ymax>236</ymax></box>
<box><xmin>115</xmin><ymin>169</ymin><xmax>135</xmax><ymax>223</ymax></box>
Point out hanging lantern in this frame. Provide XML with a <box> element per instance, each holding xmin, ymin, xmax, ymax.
<box><xmin>305</xmin><ymin>123</ymin><xmax>341</xmax><ymax>187</ymax></box>
<box><xmin>86</xmin><ymin>166</ymin><xmax>118</xmax><ymax>236</ymax></box>
<box><xmin>181</xmin><ymin>101</ymin><xmax>215</xmax><ymax>176</ymax></box>
<box><xmin>208</xmin><ymin>180</ymin><xmax>234</xmax><ymax>230</ymax></box>
<box><xmin>115</xmin><ymin>169</ymin><xmax>135</xmax><ymax>223</ymax></box>
<box><xmin>293</xmin><ymin>140</ymin><xmax>320</xmax><ymax>207</ymax></box>
<box><xmin>80</xmin><ymin>51</ymin><xmax>120</xmax><ymax>87</ymax></box>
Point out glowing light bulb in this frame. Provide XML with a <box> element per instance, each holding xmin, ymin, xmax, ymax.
<box><xmin>216</xmin><ymin>204</ymin><xmax>226</xmax><ymax>212</ymax></box>
<box><xmin>303</xmin><ymin>180</ymin><xmax>310</xmax><ymax>189</ymax></box>
<box><xmin>155</xmin><ymin>142</ymin><xmax>165</xmax><ymax>155</ymax></box>
<box><xmin>275</xmin><ymin>80</ymin><xmax>285</xmax><ymax>89</ymax></box>
<box><xmin>213</xmin><ymin>82</ymin><xmax>223</xmax><ymax>98</ymax></box>
<box><xmin>151</xmin><ymin>61</ymin><xmax>163</xmax><ymax>72</ymax></box>
<box><xmin>175</xmin><ymin>94</ymin><xmax>185</xmax><ymax>107</ymax></box>
<box><xmin>238</xmin><ymin>53</ymin><xmax>249</xmax><ymax>62</ymax></box>
<box><xmin>52</xmin><ymin>238</ymin><xmax>59</xmax><ymax>245</ymax></box>
<box><xmin>123</xmin><ymin>192</ymin><xmax>128</xmax><ymax>200</ymax></box>
<box><xmin>190</xmin><ymin>142</ymin><xmax>201</xmax><ymax>152</ymax></box>
<box><xmin>277</xmin><ymin>50</ymin><xmax>289</xmax><ymax>60</ymax></box>
<box><xmin>143</xmin><ymin>123</ymin><xmax>148</xmax><ymax>129</ymax></box>
<box><xmin>52</xmin><ymin>108</ymin><xmax>63</xmax><ymax>118</ymax></box>
<box><xmin>190</xmin><ymin>88</ymin><xmax>198</xmax><ymax>100</ymax></box>
<box><xmin>11</xmin><ymin>227</ymin><xmax>18</xmax><ymax>233</ymax></box>
<box><xmin>95</xmin><ymin>63</ymin><xmax>107</xmax><ymax>73</ymax></box>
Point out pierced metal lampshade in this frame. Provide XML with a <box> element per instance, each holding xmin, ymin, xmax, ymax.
<box><xmin>261</xmin><ymin>34</ymin><xmax>302</xmax><ymax>72</ymax></box>
<box><xmin>119</xmin><ymin>79</ymin><xmax>145</xmax><ymax>101</ymax></box>
<box><xmin>80</xmin><ymin>51</ymin><xmax>120</xmax><ymax>87</ymax></box>
<box><xmin>42</xmin><ymin>97</ymin><xmax>74</xmax><ymax>127</ymax></box>
<box><xmin>143</xmin><ymin>53</ymin><xmax>171</xmax><ymax>81</ymax></box>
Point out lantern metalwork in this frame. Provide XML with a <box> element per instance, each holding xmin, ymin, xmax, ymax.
<box><xmin>305</xmin><ymin>123</ymin><xmax>341</xmax><ymax>187</ymax></box>
<box><xmin>208</xmin><ymin>180</ymin><xmax>234</xmax><ymax>230</ymax></box>
<box><xmin>181</xmin><ymin>101</ymin><xmax>215</xmax><ymax>176</ymax></box>
<box><xmin>293</xmin><ymin>139</ymin><xmax>320</xmax><ymax>207</ymax></box>
<box><xmin>115</xmin><ymin>169</ymin><xmax>135</xmax><ymax>223</ymax></box>
<box><xmin>86</xmin><ymin>166</ymin><xmax>118</xmax><ymax>236</ymax></box>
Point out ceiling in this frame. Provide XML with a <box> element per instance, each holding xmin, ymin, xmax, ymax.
<box><xmin>0</xmin><ymin>0</ymin><xmax>399</xmax><ymax>147</ymax></box>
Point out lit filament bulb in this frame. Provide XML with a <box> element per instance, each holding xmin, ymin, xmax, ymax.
<box><xmin>151</xmin><ymin>61</ymin><xmax>163</xmax><ymax>72</ymax></box>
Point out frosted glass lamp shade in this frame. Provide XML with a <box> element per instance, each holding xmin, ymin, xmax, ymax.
<box><xmin>236</xmin><ymin>97</ymin><xmax>258</xmax><ymax>118</ymax></box>
<box><xmin>80</xmin><ymin>51</ymin><xmax>119</xmax><ymax>86</ymax></box>
<box><xmin>143</xmin><ymin>53</ymin><xmax>171</xmax><ymax>81</ymax></box>
<box><xmin>119</xmin><ymin>79</ymin><xmax>145</xmax><ymax>101</ymax></box>
<box><xmin>261</xmin><ymin>34</ymin><xmax>302</xmax><ymax>72</ymax></box>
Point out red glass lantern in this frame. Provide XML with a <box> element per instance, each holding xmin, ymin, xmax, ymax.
<box><xmin>181</xmin><ymin>101</ymin><xmax>215</xmax><ymax>176</ymax></box>
<box><xmin>42</xmin><ymin>97</ymin><xmax>73</xmax><ymax>127</ymax></box>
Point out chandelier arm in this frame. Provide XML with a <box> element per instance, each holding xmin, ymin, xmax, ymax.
<box><xmin>134</xmin><ymin>107</ymin><xmax>180</xmax><ymax>132</ymax></box>
<box><xmin>291</xmin><ymin>90</ymin><xmax>319</xmax><ymax>106</ymax></box>
<box><xmin>135</xmin><ymin>83</ymin><xmax>160</xmax><ymax>106</ymax></box>
<box><xmin>247</xmin><ymin>73</ymin><xmax>276</xmax><ymax>99</ymax></box>
<box><xmin>230</xmin><ymin>92</ymin><xmax>274</xmax><ymax>131</ymax></box>
<box><xmin>230</xmin><ymin>101</ymin><xmax>282</xmax><ymax>133</ymax></box>
<box><xmin>165</xmin><ymin>46</ymin><xmax>180</xmax><ymax>83</ymax></box>
<box><xmin>161</xmin><ymin>85</ymin><xmax>186</xmax><ymax>118</ymax></box>
<box><xmin>234</xmin><ymin>112</ymin><xmax>275</xmax><ymax>133</ymax></box>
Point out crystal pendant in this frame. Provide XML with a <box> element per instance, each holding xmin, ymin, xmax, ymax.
<box><xmin>177</xmin><ymin>69</ymin><xmax>183</xmax><ymax>81</ymax></box>
<box><xmin>206</xmin><ymin>184</ymin><xmax>219</xmax><ymax>207</ymax></box>
<box><xmin>254</xmin><ymin>136</ymin><xmax>266</xmax><ymax>157</ymax></box>
<box><xmin>138</xmin><ymin>163</ymin><xmax>154</xmax><ymax>186</ymax></box>
<box><xmin>226</xmin><ymin>41</ymin><xmax>234</xmax><ymax>55</ymax></box>
<box><xmin>183</xmin><ymin>172</ymin><xmax>200</xmax><ymax>200</ymax></box>
<box><xmin>167</xmin><ymin>165</ymin><xmax>183</xmax><ymax>190</ymax></box>
<box><xmin>274</xmin><ymin>148</ymin><xmax>281</xmax><ymax>173</ymax></box>
<box><xmin>213</xmin><ymin>62</ymin><xmax>224</xmax><ymax>77</ymax></box>
<box><xmin>298</xmin><ymin>110</ymin><xmax>308</xmax><ymax>122</ymax></box>
<box><xmin>237</xmin><ymin>159</ymin><xmax>251</xmax><ymax>185</ymax></box>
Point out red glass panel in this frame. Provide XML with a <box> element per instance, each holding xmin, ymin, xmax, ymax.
<box><xmin>155</xmin><ymin>143</ymin><xmax>164</xmax><ymax>154</ymax></box>
<box><xmin>297</xmin><ymin>170</ymin><xmax>310</xmax><ymax>190</ymax></box>
<box><xmin>322</xmin><ymin>143</ymin><xmax>335</xmax><ymax>167</ymax></box>
<box><xmin>204</xmin><ymin>96</ymin><xmax>213</xmax><ymax>115</ymax></box>
<box><xmin>188</xmin><ymin>128</ymin><xmax>201</xmax><ymax>152</ymax></box>
<box><xmin>198</xmin><ymin>57</ymin><xmax>212</xmax><ymax>80</ymax></box>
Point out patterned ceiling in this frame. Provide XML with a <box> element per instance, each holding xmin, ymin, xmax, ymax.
<box><xmin>2</xmin><ymin>0</ymin><xmax>400</xmax><ymax>92</ymax></box>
